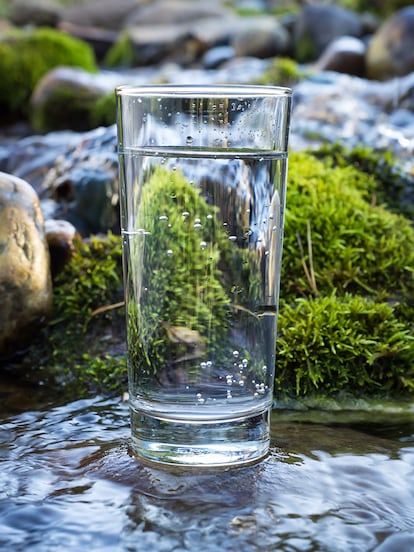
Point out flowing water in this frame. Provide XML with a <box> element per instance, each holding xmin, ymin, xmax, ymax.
<box><xmin>1</xmin><ymin>377</ymin><xmax>414</xmax><ymax>551</ymax></box>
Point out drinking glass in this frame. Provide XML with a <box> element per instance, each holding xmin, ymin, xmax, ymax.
<box><xmin>116</xmin><ymin>84</ymin><xmax>292</xmax><ymax>467</ymax></box>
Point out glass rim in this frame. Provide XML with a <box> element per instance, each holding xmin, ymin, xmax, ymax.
<box><xmin>115</xmin><ymin>83</ymin><xmax>292</xmax><ymax>98</ymax></box>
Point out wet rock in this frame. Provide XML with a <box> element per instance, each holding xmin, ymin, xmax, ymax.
<box><xmin>114</xmin><ymin>24</ymin><xmax>205</xmax><ymax>67</ymax></box>
<box><xmin>231</xmin><ymin>17</ymin><xmax>290</xmax><ymax>59</ymax></box>
<box><xmin>125</xmin><ymin>0</ymin><xmax>231</xmax><ymax>26</ymax></box>
<box><xmin>0</xmin><ymin>172</ymin><xmax>52</xmax><ymax>359</ymax></box>
<box><xmin>9</xmin><ymin>0</ymin><xmax>62</xmax><ymax>27</ymax></box>
<box><xmin>294</xmin><ymin>4</ymin><xmax>364</xmax><ymax>62</ymax></box>
<box><xmin>366</xmin><ymin>6</ymin><xmax>414</xmax><ymax>81</ymax></box>
<box><xmin>61</xmin><ymin>0</ymin><xmax>140</xmax><ymax>31</ymax></box>
<box><xmin>52</xmin><ymin>167</ymin><xmax>119</xmax><ymax>236</ymax></box>
<box><xmin>58</xmin><ymin>21</ymin><xmax>119</xmax><ymax>61</ymax></box>
<box><xmin>314</xmin><ymin>36</ymin><xmax>366</xmax><ymax>77</ymax></box>
<box><xmin>30</xmin><ymin>66</ymin><xmax>110</xmax><ymax>133</ymax></box>
<box><xmin>45</xmin><ymin>219</ymin><xmax>81</xmax><ymax>277</ymax></box>
<box><xmin>202</xmin><ymin>46</ymin><xmax>235</xmax><ymax>69</ymax></box>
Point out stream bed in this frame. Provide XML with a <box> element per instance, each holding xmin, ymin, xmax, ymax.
<box><xmin>1</xmin><ymin>379</ymin><xmax>413</xmax><ymax>551</ymax></box>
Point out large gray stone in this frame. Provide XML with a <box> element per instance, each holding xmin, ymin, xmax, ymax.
<box><xmin>294</xmin><ymin>4</ymin><xmax>364</xmax><ymax>62</ymax></box>
<box><xmin>366</xmin><ymin>7</ymin><xmax>414</xmax><ymax>81</ymax></box>
<box><xmin>0</xmin><ymin>172</ymin><xmax>52</xmax><ymax>358</ymax></box>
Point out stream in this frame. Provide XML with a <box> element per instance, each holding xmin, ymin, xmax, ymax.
<box><xmin>1</xmin><ymin>379</ymin><xmax>413</xmax><ymax>551</ymax></box>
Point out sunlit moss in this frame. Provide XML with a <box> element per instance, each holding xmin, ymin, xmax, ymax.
<box><xmin>0</xmin><ymin>27</ymin><xmax>97</xmax><ymax>119</ymax></box>
<box><xmin>23</xmin><ymin>233</ymin><xmax>127</xmax><ymax>395</ymax></box>
<box><xmin>277</xmin><ymin>293</ymin><xmax>414</xmax><ymax>397</ymax></box>
<box><xmin>22</xmin><ymin>149</ymin><xmax>414</xmax><ymax>399</ymax></box>
<box><xmin>254</xmin><ymin>56</ymin><xmax>308</xmax><ymax>87</ymax></box>
<box><xmin>282</xmin><ymin>150</ymin><xmax>414</xmax><ymax>300</ymax></box>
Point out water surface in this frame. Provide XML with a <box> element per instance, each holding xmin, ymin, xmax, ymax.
<box><xmin>1</xmin><ymin>380</ymin><xmax>414</xmax><ymax>551</ymax></box>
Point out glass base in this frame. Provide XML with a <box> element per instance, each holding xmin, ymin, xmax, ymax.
<box><xmin>130</xmin><ymin>407</ymin><xmax>271</xmax><ymax>468</ymax></box>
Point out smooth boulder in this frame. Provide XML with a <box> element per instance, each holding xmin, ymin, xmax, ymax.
<box><xmin>0</xmin><ymin>173</ymin><xmax>52</xmax><ymax>358</ymax></box>
<box><xmin>366</xmin><ymin>7</ymin><xmax>414</xmax><ymax>80</ymax></box>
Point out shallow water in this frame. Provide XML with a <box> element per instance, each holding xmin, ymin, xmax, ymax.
<box><xmin>1</xmin><ymin>380</ymin><xmax>414</xmax><ymax>552</ymax></box>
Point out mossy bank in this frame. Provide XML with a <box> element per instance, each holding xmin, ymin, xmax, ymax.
<box><xmin>15</xmin><ymin>147</ymin><xmax>414</xmax><ymax>403</ymax></box>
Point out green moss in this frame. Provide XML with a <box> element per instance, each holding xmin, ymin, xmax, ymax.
<box><xmin>277</xmin><ymin>294</ymin><xmax>414</xmax><ymax>396</ymax></box>
<box><xmin>24</xmin><ymin>233</ymin><xmax>127</xmax><ymax>395</ymax></box>
<box><xmin>103</xmin><ymin>32</ymin><xmax>135</xmax><ymax>68</ymax></box>
<box><xmin>21</xmin><ymin>149</ymin><xmax>414</xmax><ymax>400</ymax></box>
<box><xmin>0</xmin><ymin>27</ymin><xmax>97</xmax><ymax>119</ymax></box>
<box><xmin>125</xmin><ymin>166</ymin><xmax>232</xmax><ymax>381</ymax></box>
<box><xmin>282</xmin><ymin>150</ymin><xmax>414</xmax><ymax>300</ymax></box>
<box><xmin>338</xmin><ymin>0</ymin><xmax>414</xmax><ymax>17</ymax></box>
<box><xmin>312</xmin><ymin>143</ymin><xmax>414</xmax><ymax>220</ymax></box>
<box><xmin>31</xmin><ymin>84</ymin><xmax>108</xmax><ymax>133</ymax></box>
<box><xmin>294</xmin><ymin>33</ymin><xmax>318</xmax><ymax>63</ymax></box>
<box><xmin>254</xmin><ymin>57</ymin><xmax>308</xmax><ymax>87</ymax></box>
<box><xmin>90</xmin><ymin>92</ymin><xmax>116</xmax><ymax>127</ymax></box>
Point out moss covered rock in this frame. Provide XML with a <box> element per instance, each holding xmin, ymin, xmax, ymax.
<box><xmin>277</xmin><ymin>294</ymin><xmax>414</xmax><ymax>397</ymax></box>
<box><xmin>282</xmin><ymin>151</ymin><xmax>414</xmax><ymax>301</ymax></box>
<box><xmin>30</xmin><ymin>67</ymin><xmax>112</xmax><ymax>133</ymax></box>
<box><xmin>15</xmin><ymin>148</ymin><xmax>414</xmax><ymax>400</ymax></box>
<box><xmin>0</xmin><ymin>26</ymin><xmax>97</xmax><ymax>120</ymax></box>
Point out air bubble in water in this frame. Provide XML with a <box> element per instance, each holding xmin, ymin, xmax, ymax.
<box><xmin>196</xmin><ymin>393</ymin><xmax>205</xmax><ymax>404</ymax></box>
<box><xmin>226</xmin><ymin>375</ymin><xmax>233</xmax><ymax>385</ymax></box>
<box><xmin>227</xmin><ymin>390</ymin><xmax>232</xmax><ymax>399</ymax></box>
<box><xmin>193</xmin><ymin>223</ymin><xmax>202</xmax><ymax>230</ymax></box>
<box><xmin>228</xmin><ymin>236</ymin><xmax>237</xmax><ymax>242</ymax></box>
<box><xmin>182</xmin><ymin>211</ymin><xmax>190</xmax><ymax>218</ymax></box>
<box><xmin>158</xmin><ymin>215</ymin><xmax>168</xmax><ymax>221</ymax></box>
<box><xmin>200</xmin><ymin>362</ymin><xmax>207</xmax><ymax>370</ymax></box>
<box><xmin>200</xmin><ymin>241</ymin><xmax>207</xmax><ymax>250</ymax></box>
<box><xmin>186</xmin><ymin>136</ymin><xmax>193</xmax><ymax>145</ymax></box>
<box><xmin>206</xmin><ymin>214</ymin><xmax>213</xmax><ymax>220</ymax></box>
<box><xmin>166</xmin><ymin>249</ymin><xmax>173</xmax><ymax>256</ymax></box>
<box><xmin>206</xmin><ymin>360</ymin><xmax>213</xmax><ymax>368</ymax></box>
<box><xmin>232</xmin><ymin>350</ymin><xmax>240</xmax><ymax>359</ymax></box>
<box><xmin>242</xmin><ymin>358</ymin><xmax>248</xmax><ymax>368</ymax></box>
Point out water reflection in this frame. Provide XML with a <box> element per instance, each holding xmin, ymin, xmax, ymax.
<box><xmin>0</xmin><ymin>390</ymin><xmax>413</xmax><ymax>551</ymax></box>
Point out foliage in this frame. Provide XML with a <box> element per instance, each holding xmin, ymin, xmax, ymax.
<box><xmin>104</xmin><ymin>32</ymin><xmax>135</xmax><ymax>68</ymax></box>
<box><xmin>338</xmin><ymin>0</ymin><xmax>414</xmax><ymax>17</ymax></box>
<box><xmin>31</xmin><ymin>84</ymin><xmax>108</xmax><ymax>133</ymax></box>
<box><xmin>90</xmin><ymin>91</ymin><xmax>116</xmax><ymax>127</ymax></box>
<box><xmin>277</xmin><ymin>294</ymin><xmax>414</xmax><ymax>396</ymax></box>
<box><xmin>22</xmin><ymin>148</ymin><xmax>414</xmax><ymax>400</ymax></box>
<box><xmin>125</xmin><ymin>166</ymin><xmax>232</xmax><ymax>382</ymax></box>
<box><xmin>312</xmin><ymin>142</ymin><xmax>414</xmax><ymax>220</ymax></box>
<box><xmin>24</xmin><ymin>233</ymin><xmax>127</xmax><ymax>395</ymax></box>
<box><xmin>0</xmin><ymin>27</ymin><xmax>97</xmax><ymax>119</ymax></box>
<box><xmin>254</xmin><ymin>56</ymin><xmax>308</xmax><ymax>87</ymax></box>
<box><xmin>281</xmin><ymin>151</ymin><xmax>414</xmax><ymax>301</ymax></box>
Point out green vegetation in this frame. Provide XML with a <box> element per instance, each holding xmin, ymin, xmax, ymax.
<box><xmin>125</xmin><ymin>166</ymin><xmax>231</xmax><ymax>383</ymax></box>
<box><xmin>254</xmin><ymin>57</ymin><xmax>308</xmax><ymax>87</ymax></box>
<box><xmin>277</xmin><ymin>294</ymin><xmax>414</xmax><ymax>396</ymax></box>
<box><xmin>338</xmin><ymin>0</ymin><xmax>414</xmax><ymax>17</ymax></box>
<box><xmin>281</xmin><ymin>150</ymin><xmax>414</xmax><ymax>300</ymax></box>
<box><xmin>0</xmin><ymin>27</ymin><xmax>97</xmax><ymax>119</ymax></box>
<box><xmin>20</xmin><ymin>148</ymin><xmax>414</xmax><ymax>400</ymax></box>
<box><xmin>104</xmin><ymin>32</ymin><xmax>136</xmax><ymax>68</ymax></box>
<box><xmin>31</xmin><ymin>84</ymin><xmax>112</xmax><ymax>133</ymax></box>
<box><xmin>23</xmin><ymin>233</ymin><xmax>127</xmax><ymax>395</ymax></box>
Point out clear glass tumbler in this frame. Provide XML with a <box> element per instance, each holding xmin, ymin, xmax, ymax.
<box><xmin>116</xmin><ymin>84</ymin><xmax>292</xmax><ymax>467</ymax></box>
